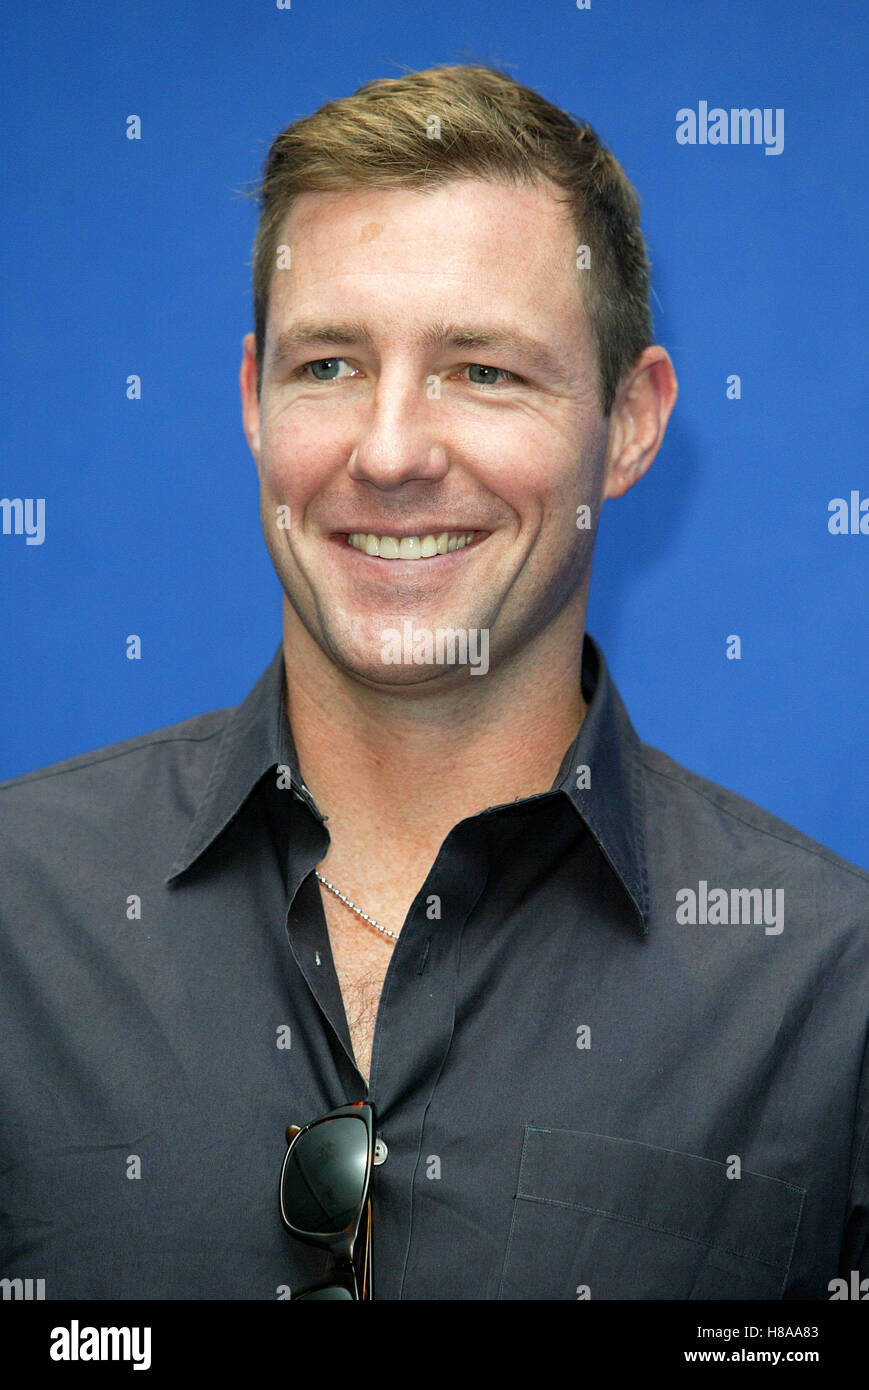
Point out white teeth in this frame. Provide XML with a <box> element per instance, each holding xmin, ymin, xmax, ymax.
<box><xmin>347</xmin><ymin>530</ymin><xmax>476</xmax><ymax>559</ymax></box>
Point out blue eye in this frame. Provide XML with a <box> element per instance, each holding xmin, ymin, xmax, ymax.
<box><xmin>466</xmin><ymin>365</ymin><xmax>519</xmax><ymax>387</ymax></box>
<box><xmin>305</xmin><ymin>358</ymin><xmax>348</xmax><ymax>381</ymax></box>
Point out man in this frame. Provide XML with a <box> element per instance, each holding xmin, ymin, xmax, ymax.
<box><xmin>1</xmin><ymin>64</ymin><xmax>867</xmax><ymax>1301</ymax></box>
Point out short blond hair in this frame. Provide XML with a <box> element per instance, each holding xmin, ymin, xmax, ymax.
<box><xmin>245</xmin><ymin>63</ymin><xmax>653</xmax><ymax>415</ymax></box>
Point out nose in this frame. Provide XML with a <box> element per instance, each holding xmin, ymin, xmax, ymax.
<box><xmin>346</xmin><ymin>370</ymin><xmax>450</xmax><ymax>489</ymax></box>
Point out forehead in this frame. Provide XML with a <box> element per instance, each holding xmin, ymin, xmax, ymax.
<box><xmin>280</xmin><ymin>175</ymin><xmax>574</xmax><ymax>246</ymax></box>
<box><xmin>266</xmin><ymin>177</ymin><xmax>589</xmax><ymax>354</ymax></box>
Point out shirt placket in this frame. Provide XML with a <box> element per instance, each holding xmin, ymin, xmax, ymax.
<box><xmin>283</xmin><ymin>797</ymin><xmax>491</xmax><ymax>1299</ymax></box>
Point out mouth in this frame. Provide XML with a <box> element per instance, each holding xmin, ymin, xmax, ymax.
<box><xmin>339</xmin><ymin>530</ymin><xmax>489</xmax><ymax>560</ymax></box>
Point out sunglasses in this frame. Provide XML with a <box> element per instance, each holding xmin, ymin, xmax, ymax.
<box><xmin>278</xmin><ymin>1100</ymin><xmax>385</xmax><ymax>1300</ymax></box>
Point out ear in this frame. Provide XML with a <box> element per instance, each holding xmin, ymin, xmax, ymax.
<box><xmin>602</xmin><ymin>346</ymin><xmax>678</xmax><ymax>501</ymax></box>
<box><xmin>239</xmin><ymin>331</ymin><xmax>262</xmax><ymax>466</ymax></box>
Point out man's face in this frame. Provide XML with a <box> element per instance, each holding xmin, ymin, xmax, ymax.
<box><xmin>241</xmin><ymin>176</ymin><xmax>612</xmax><ymax>686</ymax></box>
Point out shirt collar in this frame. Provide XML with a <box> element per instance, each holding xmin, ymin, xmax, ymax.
<box><xmin>165</xmin><ymin>633</ymin><xmax>649</xmax><ymax>935</ymax></box>
<box><xmin>164</xmin><ymin>645</ymin><xmax>305</xmax><ymax>886</ymax></box>
<box><xmin>552</xmin><ymin>633</ymin><xmax>649</xmax><ymax>934</ymax></box>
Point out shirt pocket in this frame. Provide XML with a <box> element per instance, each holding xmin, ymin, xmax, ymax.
<box><xmin>497</xmin><ymin>1127</ymin><xmax>805</xmax><ymax>1300</ymax></box>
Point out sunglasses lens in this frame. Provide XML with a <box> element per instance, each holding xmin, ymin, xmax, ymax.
<box><xmin>282</xmin><ymin>1114</ymin><xmax>369</xmax><ymax>1235</ymax></box>
<box><xmin>295</xmin><ymin>1284</ymin><xmax>355</xmax><ymax>1300</ymax></box>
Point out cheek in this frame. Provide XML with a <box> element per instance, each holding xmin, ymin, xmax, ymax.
<box><xmin>258</xmin><ymin>427</ymin><xmax>332</xmax><ymax>505</ymax></box>
<box><xmin>472</xmin><ymin>430</ymin><xmax>581</xmax><ymax>530</ymax></box>
<box><xmin>468</xmin><ymin>417</ymin><xmax>544</xmax><ymax>495</ymax></box>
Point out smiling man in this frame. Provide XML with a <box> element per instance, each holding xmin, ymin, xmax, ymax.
<box><xmin>237</xmin><ymin>168</ymin><xmax>674</xmax><ymax>1095</ymax></box>
<box><xmin>1</xmin><ymin>65</ymin><xmax>868</xmax><ymax>1302</ymax></box>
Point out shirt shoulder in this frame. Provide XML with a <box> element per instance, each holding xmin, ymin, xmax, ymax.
<box><xmin>0</xmin><ymin>707</ymin><xmax>232</xmax><ymax>871</ymax></box>
<box><xmin>640</xmin><ymin>740</ymin><xmax>869</xmax><ymax>895</ymax></box>
<box><xmin>0</xmin><ymin>706</ymin><xmax>230</xmax><ymax>797</ymax></box>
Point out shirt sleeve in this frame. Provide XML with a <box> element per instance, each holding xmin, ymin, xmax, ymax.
<box><xmin>839</xmin><ymin>1024</ymin><xmax>869</xmax><ymax>1278</ymax></box>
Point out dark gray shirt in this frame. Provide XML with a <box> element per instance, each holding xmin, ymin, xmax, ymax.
<box><xmin>1</xmin><ymin>635</ymin><xmax>867</xmax><ymax>1300</ymax></box>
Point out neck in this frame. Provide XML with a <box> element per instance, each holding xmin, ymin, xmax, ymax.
<box><xmin>281</xmin><ymin>597</ymin><xmax>589</xmax><ymax>857</ymax></box>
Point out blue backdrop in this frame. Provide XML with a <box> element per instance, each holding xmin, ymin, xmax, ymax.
<box><xmin>2</xmin><ymin>0</ymin><xmax>866</xmax><ymax>868</ymax></box>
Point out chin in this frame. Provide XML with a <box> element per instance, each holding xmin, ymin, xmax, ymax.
<box><xmin>330</xmin><ymin>644</ymin><xmax>460</xmax><ymax>688</ymax></box>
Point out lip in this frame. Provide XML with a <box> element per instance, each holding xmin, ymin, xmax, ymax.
<box><xmin>329</xmin><ymin>530</ymin><xmax>491</xmax><ymax>563</ymax></box>
<box><xmin>332</xmin><ymin>528</ymin><xmax>489</xmax><ymax>541</ymax></box>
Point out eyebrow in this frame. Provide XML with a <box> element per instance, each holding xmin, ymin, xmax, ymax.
<box><xmin>269</xmin><ymin>319</ymin><xmax>572</xmax><ymax>383</ymax></box>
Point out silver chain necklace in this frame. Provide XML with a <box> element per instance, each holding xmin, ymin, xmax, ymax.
<box><xmin>315</xmin><ymin>870</ymin><xmax>399</xmax><ymax>941</ymax></box>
